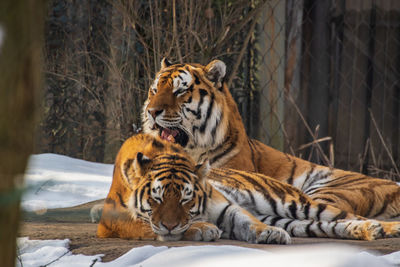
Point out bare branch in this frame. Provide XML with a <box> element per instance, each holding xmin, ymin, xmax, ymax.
<box><xmin>369</xmin><ymin>109</ymin><xmax>400</xmax><ymax>176</ymax></box>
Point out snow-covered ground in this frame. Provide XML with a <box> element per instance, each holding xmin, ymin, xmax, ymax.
<box><xmin>20</xmin><ymin>153</ymin><xmax>400</xmax><ymax>267</ymax></box>
<box><xmin>22</xmin><ymin>153</ymin><xmax>113</xmax><ymax>212</ymax></box>
<box><xmin>15</xmin><ymin>238</ymin><xmax>400</xmax><ymax>267</ymax></box>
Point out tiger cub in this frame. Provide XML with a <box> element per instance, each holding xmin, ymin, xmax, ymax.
<box><xmin>97</xmin><ymin>134</ymin><xmax>400</xmax><ymax>243</ymax></box>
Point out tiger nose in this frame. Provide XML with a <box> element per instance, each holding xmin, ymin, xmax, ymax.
<box><xmin>148</xmin><ymin>108</ymin><xmax>163</xmax><ymax>119</ymax></box>
<box><xmin>161</xmin><ymin>221</ymin><xmax>179</xmax><ymax>231</ymax></box>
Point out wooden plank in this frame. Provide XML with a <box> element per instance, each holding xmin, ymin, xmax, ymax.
<box><xmin>306</xmin><ymin>0</ymin><xmax>332</xmax><ymax>164</ymax></box>
<box><xmin>368</xmin><ymin>3</ymin><xmax>400</xmax><ymax>178</ymax></box>
<box><xmin>334</xmin><ymin>6</ymin><xmax>371</xmax><ymax>171</ymax></box>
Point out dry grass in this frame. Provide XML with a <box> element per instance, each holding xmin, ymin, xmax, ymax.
<box><xmin>288</xmin><ymin>93</ymin><xmax>400</xmax><ymax>181</ymax></box>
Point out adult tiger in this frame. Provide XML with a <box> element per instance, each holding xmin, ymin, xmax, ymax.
<box><xmin>142</xmin><ymin>58</ymin><xmax>400</xmax><ymax>219</ymax></box>
<box><xmin>97</xmin><ymin>133</ymin><xmax>400</xmax><ymax>242</ymax></box>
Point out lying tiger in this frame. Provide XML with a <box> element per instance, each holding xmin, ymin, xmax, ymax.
<box><xmin>142</xmin><ymin>58</ymin><xmax>400</xmax><ymax>219</ymax></box>
<box><xmin>97</xmin><ymin>134</ymin><xmax>400</xmax><ymax>243</ymax></box>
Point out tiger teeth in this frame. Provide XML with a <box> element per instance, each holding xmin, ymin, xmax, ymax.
<box><xmin>160</xmin><ymin>131</ymin><xmax>176</xmax><ymax>143</ymax></box>
<box><xmin>167</xmin><ymin>135</ymin><xmax>176</xmax><ymax>143</ymax></box>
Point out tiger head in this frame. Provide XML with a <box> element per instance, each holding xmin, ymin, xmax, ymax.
<box><xmin>142</xmin><ymin>58</ymin><xmax>230</xmax><ymax>163</ymax></box>
<box><xmin>120</xmin><ymin>137</ymin><xmax>210</xmax><ymax>241</ymax></box>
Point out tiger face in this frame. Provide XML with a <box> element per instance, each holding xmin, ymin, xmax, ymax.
<box><xmin>121</xmin><ymin>149</ymin><xmax>210</xmax><ymax>241</ymax></box>
<box><xmin>142</xmin><ymin>58</ymin><xmax>229</xmax><ymax>162</ymax></box>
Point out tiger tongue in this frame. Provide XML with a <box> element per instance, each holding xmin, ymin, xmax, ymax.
<box><xmin>161</xmin><ymin>128</ymin><xmax>178</xmax><ymax>143</ymax></box>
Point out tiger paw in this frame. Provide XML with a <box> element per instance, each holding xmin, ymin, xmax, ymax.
<box><xmin>379</xmin><ymin>221</ymin><xmax>400</xmax><ymax>238</ymax></box>
<box><xmin>183</xmin><ymin>222</ymin><xmax>222</xmax><ymax>241</ymax></box>
<box><xmin>347</xmin><ymin>220</ymin><xmax>384</xmax><ymax>240</ymax></box>
<box><xmin>248</xmin><ymin>224</ymin><xmax>291</xmax><ymax>244</ymax></box>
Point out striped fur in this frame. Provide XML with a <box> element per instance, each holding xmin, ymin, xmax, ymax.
<box><xmin>97</xmin><ymin>134</ymin><xmax>400</xmax><ymax>242</ymax></box>
<box><xmin>208</xmin><ymin>168</ymin><xmax>400</xmax><ymax>240</ymax></box>
<box><xmin>142</xmin><ymin>59</ymin><xmax>400</xmax><ymax>219</ymax></box>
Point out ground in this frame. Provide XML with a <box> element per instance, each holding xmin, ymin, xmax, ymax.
<box><xmin>19</xmin><ymin>200</ymin><xmax>400</xmax><ymax>263</ymax></box>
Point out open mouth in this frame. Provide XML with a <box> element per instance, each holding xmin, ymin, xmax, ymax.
<box><xmin>155</xmin><ymin>125</ymin><xmax>189</xmax><ymax>147</ymax></box>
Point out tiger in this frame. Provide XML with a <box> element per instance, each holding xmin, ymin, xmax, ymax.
<box><xmin>142</xmin><ymin>58</ymin><xmax>400</xmax><ymax>219</ymax></box>
<box><xmin>96</xmin><ymin>133</ymin><xmax>400</xmax><ymax>243</ymax></box>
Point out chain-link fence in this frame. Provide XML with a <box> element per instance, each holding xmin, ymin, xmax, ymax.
<box><xmin>38</xmin><ymin>0</ymin><xmax>400</xmax><ymax>181</ymax></box>
<box><xmin>232</xmin><ymin>0</ymin><xmax>400</xmax><ymax>180</ymax></box>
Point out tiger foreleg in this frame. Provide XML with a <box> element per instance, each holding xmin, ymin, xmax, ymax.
<box><xmin>97</xmin><ymin>208</ymin><xmax>157</xmax><ymax>240</ymax></box>
<box><xmin>213</xmin><ymin>204</ymin><xmax>291</xmax><ymax>244</ymax></box>
<box><xmin>183</xmin><ymin>222</ymin><xmax>222</xmax><ymax>241</ymax></box>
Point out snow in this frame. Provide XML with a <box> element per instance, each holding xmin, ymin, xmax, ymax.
<box><xmin>16</xmin><ymin>238</ymin><xmax>400</xmax><ymax>267</ymax></box>
<box><xmin>19</xmin><ymin>153</ymin><xmax>400</xmax><ymax>266</ymax></box>
<box><xmin>16</xmin><ymin>237</ymin><xmax>102</xmax><ymax>267</ymax></box>
<box><xmin>22</xmin><ymin>153</ymin><xmax>113</xmax><ymax>211</ymax></box>
<box><xmin>133</xmin><ymin>245</ymin><xmax>400</xmax><ymax>267</ymax></box>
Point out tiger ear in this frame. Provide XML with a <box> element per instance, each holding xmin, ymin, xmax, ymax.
<box><xmin>121</xmin><ymin>158</ymin><xmax>135</xmax><ymax>186</ymax></box>
<box><xmin>161</xmin><ymin>57</ymin><xmax>172</xmax><ymax>69</ymax></box>
<box><xmin>134</xmin><ymin>152</ymin><xmax>152</xmax><ymax>176</ymax></box>
<box><xmin>194</xmin><ymin>160</ymin><xmax>210</xmax><ymax>185</ymax></box>
<box><xmin>204</xmin><ymin>60</ymin><xmax>226</xmax><ymax>88</ymax></box>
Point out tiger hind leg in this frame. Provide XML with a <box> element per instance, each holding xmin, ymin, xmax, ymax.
<box><xmin>260</xmin><ymin>216</ymin><xmax>397</xmax><ymax>241</ymax></box>
<box><xmin>379</xmin><ymin>221</ymin><xmax>400</xmax><ymax>238</ymax></box>
<box><xmin>301</xmin><ymin>170</ymin><xmax>400</xmax><ymax>219</ymax></box>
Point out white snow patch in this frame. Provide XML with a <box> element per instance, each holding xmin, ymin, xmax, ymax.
<box><xmin>16</xmin><ymin>237</ymin><xmax>102</xmax><ymax>267</ymax></box>
<box><xmin>22</xmin><ymin>153</ymin><xmax>113</xmax><ymax>211</ymax></box>
<box><xmin>126</xmin><ymin>245</ymin><xmax>399</xmax><ymax>267</ymax></box>
<box><xmin>98</xmin><ymin>245</ymin><xmax>168</xmax><ymax>267</ymax></box>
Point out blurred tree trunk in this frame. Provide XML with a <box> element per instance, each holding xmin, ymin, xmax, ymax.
<box><xmin>0</xmin><ymin>0</ymin><xmax>44</xmax><ymax>266</ymax></box>
<box><xmin>104</xmin><ymin>5</ymin><xmax>124</xmax><ymax>163</ymax></box>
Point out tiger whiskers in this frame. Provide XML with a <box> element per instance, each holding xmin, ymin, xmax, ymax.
<box><xmin>156</xmin><ymin>118</ymin><xmax>181</xmax><ymax>128</ymax></box>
